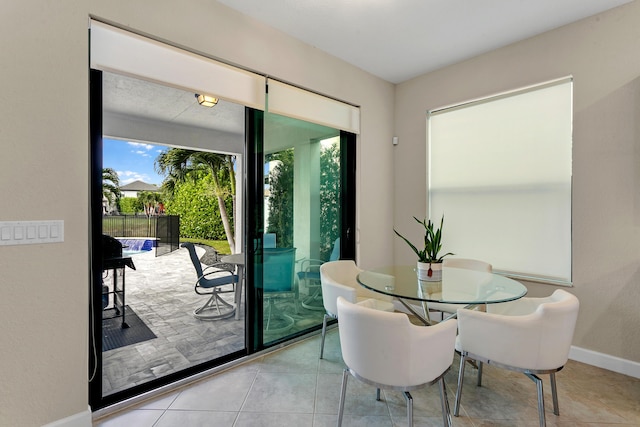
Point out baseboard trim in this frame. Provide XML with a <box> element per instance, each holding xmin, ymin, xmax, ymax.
<box><xmin>394</xmin><ymin>300</ymin><xmax>640</xmax><ymax>379</ymax></box>
<box><xmin>42</xmin><ymin>406</ymin><xmax>92</xmax><ymax>427</ymax></box>
<box><xmin>569</xmin><ymin>346</ymin><xmax>640</xmax><ymax>379</ymax></box>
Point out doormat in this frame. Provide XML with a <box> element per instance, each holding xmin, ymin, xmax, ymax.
<box><xmin>102</xmin><ymin>305</ymin><xmax>157</xmax><ymax>351</ymax></box>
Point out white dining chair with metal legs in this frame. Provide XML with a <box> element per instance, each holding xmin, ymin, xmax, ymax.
<box><xmin>426</xmin><ymin>258</ymin><xmax>492</xmax><ymax>320</ymax></box>
<box><xmin>336</xmin><ymin>296</ymin><xmax>458</xmax><ymax>427</ymax></box>
<box><xmin>318</xmin><ymin>260</ymin><xmax>394</xmax><ymax>359</ymax></box>
<box><xmin>453</xmin><ymin>289</ymin><xmax>579</xmax><ymax>427</ymax></box>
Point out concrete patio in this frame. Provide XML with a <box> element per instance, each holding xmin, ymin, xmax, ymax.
<box><xmin>101</xmin><ymin>245</ymin><xmax>325</xmax><ymax>396</ymax></box>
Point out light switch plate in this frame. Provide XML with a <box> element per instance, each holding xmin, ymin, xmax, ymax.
<box><xmin>0</xmin><ymin>220</ymin><xmax>64</xmax><ymax>245</ymax></box>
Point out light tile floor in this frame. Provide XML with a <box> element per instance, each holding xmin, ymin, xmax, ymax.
<box><xmin>94</xmin><ymin>327</ymin><xmax>640</xmax><ymax>427</ymax></box>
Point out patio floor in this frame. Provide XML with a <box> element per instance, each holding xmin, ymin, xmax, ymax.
<box><xmin>101</xmin><ymin>245</ymin><xmax>325</xmax><ymax>396</ymax></box>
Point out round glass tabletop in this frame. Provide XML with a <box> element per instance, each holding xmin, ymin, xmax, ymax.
<box><xmin>357</xmin><ymin>265</ymin><xmax>527</xmax><ymax>305</ymax></box>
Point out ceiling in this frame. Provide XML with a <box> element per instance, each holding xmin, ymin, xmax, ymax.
<box><xmin>103</xmin><ymin>72</ymin><xmax>246</xmax><ymax>135</ymax></box>
<box><xmin>218</xmin><ymin>0</ymin><xmax>632</xmax><ymax>84</ymax></box>
<box><xmin>103</xmin><ymin>0</ymin><xmax>632</xmax><ymax>138</ymax></box>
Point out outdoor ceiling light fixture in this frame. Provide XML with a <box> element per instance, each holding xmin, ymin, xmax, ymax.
<box><xmin>195</xmin><ymin>93</ymin><xmax>218</xmax><ymax>107</ymax></box>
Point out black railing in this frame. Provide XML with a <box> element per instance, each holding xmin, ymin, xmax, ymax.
<box><xmin>102</xmin><ymin>215</ymin><xmax>161</xmax><ymax>238</ymax></box>
<box><xmin>156</xmin><ymin>215</ymin><xmax>180</xmax><ymax>256</ymax></box>
<box><xmin>102</xmin><ymin>215</ymin><xmax>181</xmax><ymax>257</ymax></box>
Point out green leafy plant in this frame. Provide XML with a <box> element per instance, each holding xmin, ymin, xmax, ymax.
<box><xmin>394</xmin><ymin>215</ymin><xmax>454</xmax><ymax>263</ymax></box>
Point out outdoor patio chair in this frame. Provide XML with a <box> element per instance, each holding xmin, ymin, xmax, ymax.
<box><xmin>263</xmin><ymin>247</ymin><xmax>298</xmax><ymax>334</ymax></box>
<box><xmin>297</xmin><ymin>238</ymin><xmax>340</xmax><ymax>310</ymax></box>
<box><xmin>182</xmin><ymin>242</ymin><xmax>239</xmax><ymax>320</ymax></box>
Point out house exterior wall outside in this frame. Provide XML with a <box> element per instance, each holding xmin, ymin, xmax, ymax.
<box><xmin>394</xmin><ymin>1</ymin><xmax>640</xmax><ymax>365</ymax></box>
<box><xmin>0</xmin><ymin>1</ymin><xmax>394</xmax><ymax>425</ymax></box>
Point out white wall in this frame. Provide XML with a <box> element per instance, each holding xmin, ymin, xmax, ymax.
<box><xmin>0</xmin><ymin>1</ymin><xmax>394</xmax><ymax>425</ymax></box>
<box><xmin>394</xmin><ymin>1</ymin><xmax>640</xmax><ymax>364</ymax></box>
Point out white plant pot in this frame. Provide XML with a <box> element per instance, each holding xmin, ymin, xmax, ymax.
<box><xmin>417</xmin><ymin>261</ymin><xmax>442</xmax><ymax>282</ymax></box>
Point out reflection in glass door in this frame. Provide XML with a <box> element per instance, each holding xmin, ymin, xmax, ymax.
<box><xmin>253</xmin><ymin>112</ymin><xmax>354</xmax><ymax>346</ymax></box>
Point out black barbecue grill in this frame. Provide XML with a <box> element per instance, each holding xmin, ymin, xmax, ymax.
<box><xmin>101</xmin><ymin>234</ymin><xmax>135</xmax><ymax>328</ymax></box>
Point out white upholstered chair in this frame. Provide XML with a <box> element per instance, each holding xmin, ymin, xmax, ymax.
<box><xmin>318</xmin><ymin>260</ymin><xmax>394</xmax><ymax>359</ymax></box>
<box><xmin>426</xmin><ymin>258</ymin><xmax>493</xmax><ymax>319</ymax></box>
<box><xmin>443</xmin><ymin>257</ymin><xmax>492</xmax><ymax>272</ymax></box>
<box><xmin>454</xmin><ymin>289</ymin><xmax>579</xmax><ymax>427</ymax></box>
<box><xmin>336</xmin><ymin>296</ymin><xmax>458</xmax><ymax>427</ymax></box>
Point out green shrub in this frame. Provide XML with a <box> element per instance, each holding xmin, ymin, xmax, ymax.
<box><xmin>165</xmin><ymin>175</ymin><xmax>231</xmax><ymax>240</ymax></box>
<box><xmin>118</xmin><ymin>197</ymin><xmax>142</xmax><ymax>214</ymax></box>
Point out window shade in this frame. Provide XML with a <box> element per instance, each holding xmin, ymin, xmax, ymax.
<box><xmin>90</xmin><ymin>20</ymin><xmax>265</xmax><ymax>110</ymax></box>
<box><xmin>428</xmin><ymin>77</ymin><xmax>572</xmax><ymax>285</ymax></box>
<box><xmin>267</xmin><ymin>79</ymin><xmax>360</xmax><ymax>134</ymax></box>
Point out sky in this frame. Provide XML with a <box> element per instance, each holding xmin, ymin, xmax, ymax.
<box><xmin>103</xmin><ymin>138</ymin><xmax>167</xmax><ymax>186</ymax></box>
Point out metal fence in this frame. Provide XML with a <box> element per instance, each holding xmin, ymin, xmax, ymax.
<box><xmin>103</xmin><ymin>215</ymin><xmax>180</xmax><ymax>257</ymax></box>
<box><xmin>156</xmin><ymin>215</ymin><xmax>180</xmax><ymax>256</ymax></box>
<box><xmin>102</xmin><ymin>215</ymin><xmax>160</xmax><ymax>238</ymax></box>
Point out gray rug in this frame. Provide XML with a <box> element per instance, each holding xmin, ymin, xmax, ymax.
<box><xmin>102</xmin><ymin>305</ymin><xmax>157</xmax><ymax>351</ymax></box>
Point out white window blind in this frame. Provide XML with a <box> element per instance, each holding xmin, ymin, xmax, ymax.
<box><xmin>90</xmin><ymin>21</ymin><xmax>359</xmax><ymax>133</ymax></box>
<box><xmin>90</xmin><ymin>20</ymin><xmax>266</xmax><ymax>110</ymax></box>
<box><xmin>428</xmin><ymin>77</ymin><xmax>572</xmax><ymax>285</ymax></box>
<box><xmin>267</xmin><ymin>79</ymin><xmax>360</xmax><ymax>134</ymax></box>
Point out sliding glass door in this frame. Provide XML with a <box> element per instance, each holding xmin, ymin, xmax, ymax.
<box><xmin>247</xmin><ymin>111</ymin><xmax>356</xmax><ymax>348</ymax></box>
<box><xmin>89</xmin><ymin>70</ymin><xmax>247</xmax><ymax>409</ymax></box>
<box><xmin>90</xmin><ymin>20</ymin><xmax>358</xmax><ymax>410</ymax></box>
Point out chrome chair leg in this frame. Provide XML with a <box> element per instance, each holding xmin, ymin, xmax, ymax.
<box><xmin>454</xmin><ymin>353</ymin><xmax>466</xmax><ymax>416</ymax></box>
<box><xmin>438</xmin><ymin>377</ymin><xmax>452</xmax><ymax>427</ymax></box>
<box><xmin>526</xmin><ymin>373</ymin><xmax>546</xmax><ymax>427</ymax></box>
<box><xmin>477</xmin><ymin>361</ymin><xmax>483</xmax><ymax>386</ymax></box>
<box><xmin>403</xmin><ymin>391</ymin><xmax>413</xmax><ymax>427</ymax></box>
<box><xmin>320</xmin><ymin>313</ymin><xmax>329</xmax><ymax>359</ymax></box>
<box><xmin>376</xmin><ymin>388</ymin><xmax>381</xmax><ymax>401</ymax></box>
<box><xmin>550</xmin><ymin>372</ymin><xmax>559</xmax><ymax>415</ymax></box>
<box><xmin>337</xmin><ymin>369</ymin><xmax>349</xmax><ymax>427</ymax></box>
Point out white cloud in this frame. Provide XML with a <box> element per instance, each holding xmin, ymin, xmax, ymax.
<box><xmin>128</xmin><ymin>142</ymin><xmax>154</xmax><ymax>158</ymax></box>
<box><xmin>128</xmin><ymin>142</ymin><xmax>154</xmax><ymax>151</ymax></box>
<box><xmin>117</xmin><ymin>170</ymin><xmax>151</xmax><ymax>185</ymax></box>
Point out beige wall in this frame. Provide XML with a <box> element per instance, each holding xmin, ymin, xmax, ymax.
<box><xmin>3</xmin><ymin>0</ymin><xmax>639</xmax><ymax>425</ymax></box>
<box><xmin>0</xmin><ymin>1</ymin><xmax>394</xmax><ymax>425</ymax></box>
<box><xmin>87</xmin><ymin>0</ymin><xmax>396</xmax><ymax>270</ymax></box>
<box><xmin>394</xmin><ymin>2</ymin><xmax>640</xmax><ymax>363</ymax></box>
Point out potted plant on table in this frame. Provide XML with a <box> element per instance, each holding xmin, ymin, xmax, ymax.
<box><xmin>393</xmin><ymin>215</ymin><xmax>454</xmax><ymax>281</ymax></box>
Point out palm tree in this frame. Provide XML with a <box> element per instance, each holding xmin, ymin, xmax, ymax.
<box><xmin>102</xmin><ymin>168</ymin><xmax>121</xmax><ymax>213</ymax></box>
<box><xmin>138</xmin><ymin>191</ymin><xmax>163</xmax><ymax>218</ymax></box>
<box><xmin>155</xmin><ymin>149</ymin><xmax>236</xmax><ymax>252</ymax></box>
<box><xmin>138</xmin><ymin>190</ymin><xmax>163</xmax><ymax>236</ymax></box>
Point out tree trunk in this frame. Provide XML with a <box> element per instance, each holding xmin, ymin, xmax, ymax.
<box><xmin>211</xmin><ymin>172</ymin><xmax>236</xmax><ymax>253</ymax></box>
<box><xmin>228</xmin><ymin>160</ymin><xmax>237</xmax><ymax>248</ymax></box>
<box><xmin>216</xmin><ymin>194</ymin><xmax>235</xmax><ymax>253</ymax></box>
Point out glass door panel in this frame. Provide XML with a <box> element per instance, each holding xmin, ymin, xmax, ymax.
<box><xmin>258</xmin><ymin>112</ymin><xmax>343</xmax><ymax>345</ymax></box>
<box><xmin>90</xmin><ymin>70</ymin><xmax>247</xmax><ymax>409</ymax></box>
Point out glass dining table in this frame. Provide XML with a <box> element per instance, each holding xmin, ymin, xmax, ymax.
<box><xmin>357</xmin><ymin>265</ymin><xmax>528</xmax><ymax>325</ymax></box>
